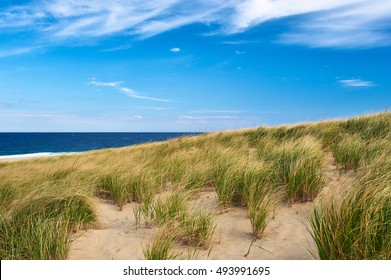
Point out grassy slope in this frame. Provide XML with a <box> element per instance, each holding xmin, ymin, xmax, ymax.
<box><xmin>0</xmin><ymin>112</ymin><xmax>390</xmax><ymax>259</ymax></box>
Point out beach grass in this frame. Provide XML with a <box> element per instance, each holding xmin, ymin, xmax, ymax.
<box><xmin>332</xmin><ymin>134</ymin><xmax>365</xmax><ymax>170</ymax></box>
<box><xmin>310</xmin><ymin>136</ymin><xmax>391</xmax><ymax>259</ymax></box>
<box><xmin>143</xmin><ymin>229</ymin><xmax>179</xmax><ymax>260</ymax></box>
<box><xmin>310</xmin><ymin>176</ymin><xmax>390</xmax><ymax>259</ymax></box>
<box><xmin>0</xmin><ymin>111</ymin><xmax>389</xmax><ymax>259</ymax></box>
<box><xmin>178</xmin><ymin>210</ymin><xmax>215</xmax><ymax>249</ymax></box>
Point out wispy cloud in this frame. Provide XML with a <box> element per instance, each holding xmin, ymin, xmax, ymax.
<box><xmin>100</xmin><ymin>43</ymin><xmax>133</xmax><ymax>52</ymax></box>
<box><xmin>0</xmin><ymin>1</ymin><xmax>390</xmax><ymax>49</ymax></box>
<box><xmin>235</xmin><ymin>50</ymin><xmax>245</xmax><ymax>55</ymax></box>
<box><xmin>279</xmin><ymin>0</ymin><xmax>391</xmax><ymax>48</ymax></box>
<box><xmin>0</xmin><ymin>110</ymin><xmax>144</xmax><ymax>122</ymax></box>
<box><xmin>89</xmin><ymin>79</ymin><xmax>123</xmax><ymax>87</ymax></box>
<box><xmin>88</xmin><ymin>78</ymin><xmax>173</xmax><ymax>102</ymax></box>
<box><xmin>133</xmin><ymin>106</ymin><xmax>170</xmax><ymax>111</ymax></box>
<box><xmin>188</xmin><ymin>110</ymin><xmax>245</xmax><ymax>114</ymax></box>
<box><xmin>170</xmin><ymin>47</ymin><xmax>181</xmax><ymax>53</ymax></box>
<box><xmin>339</xmin><ymin>78</ymin><xmax>376</xmax><ymax>87</ymax></box>
<box><xmin>0</xmin><ymin>47</ymin><xmax>38</xmax><ymax>58</ymax></box>
<box><xmin>178</xmin><ymin>115</ymin><xmax>239</xmax><ymax>120</ymax></box>
<box><xmin>221</xmin><ymin>40</ymin><xmax>248</xmax><ymax>45</ymax></box>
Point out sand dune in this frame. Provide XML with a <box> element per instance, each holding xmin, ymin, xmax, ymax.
<box><xmin>68</xmin><ymin>191</ymin><xmax>331</xmax><ymax>260</ymax></box>
<box><xmin>69</xmin><ymin>154</ymin><xmax>354</xmax><ymax>260</ymax></box>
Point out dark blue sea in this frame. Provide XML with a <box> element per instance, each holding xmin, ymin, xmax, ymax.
<box><xmin>0</xmin><ymin>133</ymin><xmax>201</xmax><ymax>159</ymax></box>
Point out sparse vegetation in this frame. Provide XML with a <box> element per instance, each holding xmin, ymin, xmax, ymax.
<box><xmin>0</xmin><ymin>112</ymin><xmax>389</xmax><ymax>259</ymax></box>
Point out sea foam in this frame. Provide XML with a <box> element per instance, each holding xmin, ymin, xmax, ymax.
<box><xmin>0</xmin><ymin>152</ymin><xmax>80</xmax><ymax>160</ymax></box>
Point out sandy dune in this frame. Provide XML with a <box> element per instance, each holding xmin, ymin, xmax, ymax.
<box><xmin>68</xmin><ymin>193</ymin><xmax>316</xmax><ymax>260</ymax></box>
<box><xmin>68</xmin><ymin>155</ymin><xmax>351</xmax><ymax>260</ymax></box>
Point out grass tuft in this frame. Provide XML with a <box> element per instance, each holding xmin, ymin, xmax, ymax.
<box><xmin>178</xmin><ymin>210</ymin><xmax>215</xmax><ymax>249</ymax></box>
<box><xmin>332</xmin><ymin>134</ymin><xmax>365</xmax><ymax>170</ymax></box>
<box><xmin>143</xmin><ymin>229</ymin><xmax>179</xmax><ymax>260</ymax></box>
<box><xmin>310</xmin><ymin>156</ymin><xmax>391</xmax><ymax>259</ymax></box>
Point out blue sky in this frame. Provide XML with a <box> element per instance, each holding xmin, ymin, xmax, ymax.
<box><xmin>0</xmin><ymin>0</ymin><xmax>390</xmax><ymax>132</ymax></box>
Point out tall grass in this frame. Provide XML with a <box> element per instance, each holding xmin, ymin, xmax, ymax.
<box><xmin>0</xmin><ymin>185</ymin><xmax>96</xmax><ymax>259</ymax></box>
<box><xmin>140</xmin><ymin>192</ymin><xmax>188</xmax><ymax>226</ymax></box>
<box><xmin>310</xmin><ymin>155</ymin><xmax>391</xmax><ymax>259</ymax></box>
<box><xmin>260</xmin><ymin>136</ymin><xmax>325</xmax><ymax>203</ymax></box>
<box><xmin>178</xmin><ymin>210</ymin><xmax>215</xmax><ymax>249</ymax></box>
<box><xmin>97</xmin><ymin>173</ymin><xmax>128</xmax><ymax>210</ymax></box>
<box><xmin>332</xmin><ymin>134</ymin><xmax>365</xmax><ymax>170</ymax></box>
<box><xmin>136</xmin><ymin>189</ymin><xmax>216</xmax><ymax>254</ymax></box>
<box><xmin>212</xmin><ymin>158</ymin><xmax>245</xmax><ymax>207</ymax></box>
<box><xmin>143</xmin><ymin>229</ymin><xmax>179</xmax><ymax>260</ymax></box>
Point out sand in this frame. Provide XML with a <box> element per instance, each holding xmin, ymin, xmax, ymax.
<box><xmin>68</xmin><ymin>193</ymin><xmax>322</xmax><ymax>260</ymax></box>
<box><xmin>68</xmin><ymin>153</ymin><xmax>352</xmax><ymax>260</ymax></box>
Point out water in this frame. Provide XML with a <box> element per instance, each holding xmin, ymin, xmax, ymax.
<box><xmin>0</xmin><ymin>132</ymin><xmax>201</xmax><ymax>158</ymax></box>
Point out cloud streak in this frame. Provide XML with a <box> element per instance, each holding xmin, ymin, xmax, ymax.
<box><xmin>0</xmin><ymin>47</ymin><xmax>38</xmax><ymax>58</ymax></box>
<box><xmin>188</xmin><ymin>110</ymin><xmax>245</xmax><ymax>114</ymax></box>
<box><xmin>0</xmin><ymin>0</ymin><xmax>390</xmax><ymax>49</ymax></box>
<box><xmin>279</xmin><ymin>0</ymin><xmax>391</xmax><ymax>48</ymax></box>
<box><xmin>339</xmin><ymin>79</ymin><xmax>376</xmax><ymax>87</ymax></box>
<box><xmin>89</xmin><ymin>78</ymin><xmax>172</xmax><ymax>102</ymax></box>
<box><xmin>178</xmin><ymin>115</ymin><xmax>239</xmax><ymax>120</ymax></box>
<box><xmin>170</xmin><ymin>47</ymin><xmax>181</xmax><ymax>53</ymax></box>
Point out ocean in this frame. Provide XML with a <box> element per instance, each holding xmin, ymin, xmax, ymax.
<box><xmin>0</xmin><ymin>132</ymin><xmax>201</xmax><ymax>159</ymax></box>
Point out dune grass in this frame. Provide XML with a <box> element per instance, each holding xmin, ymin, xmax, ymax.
<box><xmin>332</xmin><ymin>134</ymin><xmax>365</xmax><ymax>170</ymax></box>
<box><xmin>178</xmin><ymin>210</ymin><xmax>215</xmax><ymax>249</ymax></box>
<box><xmin>143</xmin><ymin>229</ymin><xmax>179</xmax><ymax>260</ymax></box>
<box><xmin>310</xmin><ymin>182</ymin><xmax>390</xmax><ymax>259</ymax></box>
<box><xmin>0</xmin><ymin>112</ymin><xmax>389</xmax><ymax>259</ymax></box>
<box><xmin>310</xmin><ymin>149</ymin><xmax>391</xmax><ymax>259</ymax></box>
<box><xmin>261</xmin><ymin>136</ymin><xmax>324</xmax><ymax>203</ymax></box>
<box><xmin>135</xmin><ymin>189</ymin><xmax>216</xmax><ymax>257</ymax></box>
<box><xmin>136</xmin><ymin>191</ymin><xmax>189</xmax><ymax>227</ymax></box>
<box><xmin>0</xmin><ymin>181</ymin><xmax>96</xmax><ymax>259</ymax></box>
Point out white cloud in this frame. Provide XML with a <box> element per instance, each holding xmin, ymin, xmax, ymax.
<box><xmin>339</xmin><ymin>79</ymin><xmax>376</xmax><ymax>87</ymax></box>
<box><xmin>89</xmin><ymin>78</ymin><xmax>173</xmax><ymax>102</ymax></box>
<box><xmin>227</xmin><ymin>0</ymin><xmax>361</xmax><ymax>32</ymax></box>
<box><xmin>170</xmin><ymin>47</ymin><xmax>181</xmax><ymax>53</ymax></box>
<box><xmin>235</xmin><ymin>50</ymin><xmax>245</xmax><ymax>55</ymax></box>
<box><xmin>0</xmin><ymin>0</ymin><xmax>390</xmax><ymax>49</ymax></box>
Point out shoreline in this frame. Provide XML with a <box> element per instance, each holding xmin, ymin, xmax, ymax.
<box><xmin>0</xmin><ymin>152</ymin><xmax>81</xmax><ymax>162</ymax></box>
